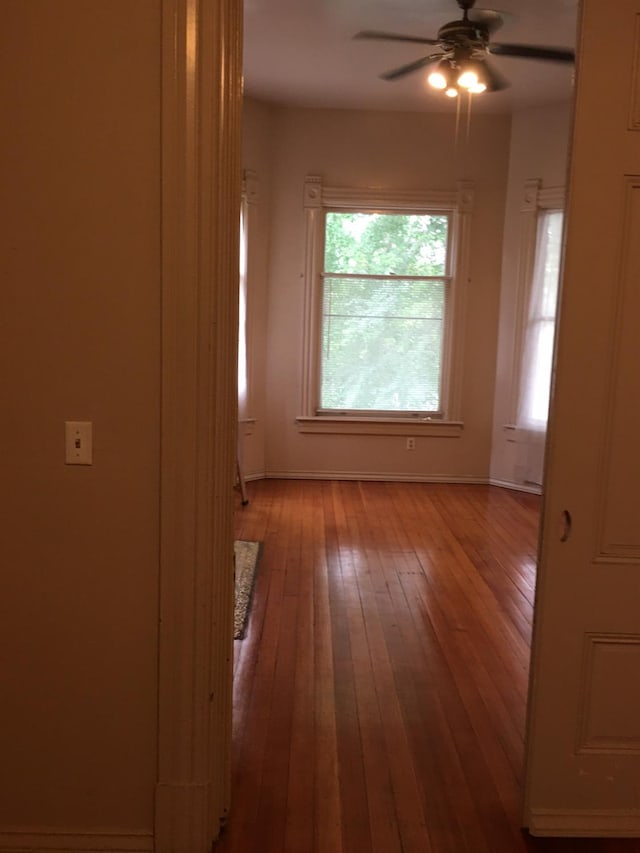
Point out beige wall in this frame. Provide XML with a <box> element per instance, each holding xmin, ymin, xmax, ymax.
<box><xmin>490</xmin><ymin>103</ymin><xmax>572</xmax><ymax>488</ymax></box>
<box><xmin>243</xmin><ymin>104</ymin><xmax>512</xmax><ymax>480</ymax></box>
<box><xmin>0</xmin><ymin>0</ymin><xmax>160</xmax><ymax>837</ymax></box>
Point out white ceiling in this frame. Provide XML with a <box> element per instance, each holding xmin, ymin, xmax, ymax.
<box><xmin>243</xmin><ymin>0</ymin><xmax>579</xmax><ymax>114</ymax></box>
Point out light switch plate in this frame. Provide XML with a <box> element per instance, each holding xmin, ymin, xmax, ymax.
<box><xmin>65</xmin><ymin>421</ymin><xmax>93</xmax><ymax>465</ymax></box>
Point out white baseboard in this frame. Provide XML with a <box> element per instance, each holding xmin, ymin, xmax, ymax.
<box><xmin>264</xmin><ymin>470</ymin><xmax>489</xmax><ymax>484</ymax></box>
<box><xmin>528</xmin><ymin>809</ymin><xmax>640</xmax><ymax>837</ymax></box>
<box><xmin>243</xmin><ymin>470</ymin><xmax>543</xmax><ymax>494</ymax></box>
<box><xmin>0</xmin><ymin>830</ymin><xmax>153</xmax><ymax>852</ymax></box>
<box><xmin>489</xmin><ymin>477</ymin><xmax>542</xmax><ymax>495</ymax></box>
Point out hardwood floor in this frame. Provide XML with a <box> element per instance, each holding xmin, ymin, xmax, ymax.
<box><xmin>216</xmin><ymin>479</ymin><xmax>640</xmax><ymax>853</ymax></box>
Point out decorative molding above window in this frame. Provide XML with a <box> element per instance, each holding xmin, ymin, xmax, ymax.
<box><xmin>303</xmin><ymin>175</ymin><xmax>473</xmax><ymax>213</ymax></box>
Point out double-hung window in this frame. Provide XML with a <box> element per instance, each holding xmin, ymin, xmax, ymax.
<box><xmin>299</xmin><ymin>176</ymin><xmax>473</xmax><ymax>434</ymax></box>
<box><xmin>320</xmin><ymin>211</ymin><xmax>450</xmax><ymax>416</ymax></box>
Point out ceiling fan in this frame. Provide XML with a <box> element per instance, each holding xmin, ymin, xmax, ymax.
<box><xmin>354</xmin><ymin>0</ymin><xmax>575</xmax><ymax>95</ymax></box>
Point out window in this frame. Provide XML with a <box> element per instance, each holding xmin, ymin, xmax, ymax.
<box><xmin>507</xmin><ymin>180</ymin><xmax>565</xmax><ymax>487</ymax></box>
<box><xmin>320</xmin><ymin>211</ymin><xmax>450</xmax><ymax>415</ymax></box>
<box><xmin>298</xmin><ymin>176</ymin><xmax>473</xmax><ymax>436</ymax></box>
<box><xmin>237</xmin><ymin>169</ymin><xmax>258</xmax><ymax>436</ymax></box>
<box><xmin>238</xmin><ymin>200</ymin><xmax>248</xmax><ymax>419</ymax></box>
<box><xmin>517</xmin><ymin>209</ymin><xmax>563</xmax><ymax>428</ymax></box>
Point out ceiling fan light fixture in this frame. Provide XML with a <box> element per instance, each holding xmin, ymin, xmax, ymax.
<box><xmin>457</xmin><ymin>57</ymin><xmax>489</xmax><ymax>94</ymax></box>
<box><xmin>428</xmin><ymin>69</ymin><xmax>448</xmax><ymax>89</ymax></box>
<box><xmin>457</xmin><ymin>68</ymin><xmax>479</xmax><ymax>89</ymax></box>
<box><xmin>427</xmin><ymin>59</ymin><xmax>451</xmax><ymax>90</ymax></box>
<box><xmin>354</xmin><ymin>1</ymin><xmax>575</xmax><ymax>98</ymax></box>
<box><xmin>468</xmin><ymin>79</ymin><xmax>487</xmax><ymax>94</ymax></box>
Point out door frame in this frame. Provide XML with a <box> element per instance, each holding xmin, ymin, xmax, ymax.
<box><xmin>155</xmin><ymin>1</ymin><xmax>243</xmax><ymax>850</ymax></box>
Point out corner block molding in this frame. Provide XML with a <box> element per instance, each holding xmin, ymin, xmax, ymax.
<box><xmin>304</xmin><ymin>175</ymin><xmax>323</xmax><ymax>209</ymax></box>
<box><xmin>243</xmin><ymin>169</ymin><xmax>259</xmax><ymax>205</ymax></box>
<box><xmin>522</xmin><ymin>178</ymin><xmax>541</xmax><ymax>212</ymax></box>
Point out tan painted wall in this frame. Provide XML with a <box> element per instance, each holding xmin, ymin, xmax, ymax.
<box><xmin>0</xmin><ymin>0</ymin><xmax>160</xmax><ymax>835</ymax></box>
<box><xmin>490</xmin><ymin>103</ymin><xmax>572</xmax><ymax>488</ymax></box>
<box><xmin>243</xmin><ymin>105</ymin><xmax>511</xmax><ymax>480</ymax></box>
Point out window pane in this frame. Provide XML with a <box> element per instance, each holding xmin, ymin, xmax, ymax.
<box><xmin>518</xmin><ymin>209</ymin><xmax>563</xmax><ymax>429</ymax></box>
<box><xmin>539</xmin><ymin>211</ymin><xmax>563</xmax><ymax>318</ymax></box>
<box><xmin>525</xmin><ymin>319</ymin><xmax>555</xmax><ymax>423</ymax></box>
<box><xmin>321</xmin><ymin>277</ymin><xmax>444</xmax><ymax>411</ymax></box>
<box><xmin>325</xmin><ymin>212</ymin><xmax>449</xmax><ymax>276</ymax></box>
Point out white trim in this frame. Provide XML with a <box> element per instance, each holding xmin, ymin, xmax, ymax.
<box><xmin>242</xmin><ymin>471</ymin><xmax>542</xmax><ymax>493</ymax></box>
<box><xmin>528</xmin><ymin>810</ymin><xmax>640</xmax><ymax>837</ymax></box>
<box><xmin>263</xmin><ymin>470</ymin><xmax>489</xmax><ymax>484</ymax></box>
<box><xmin>448</xmin><ymin>179</ymin><xmax>474</xmax><ymax>420</ymax></box>
<box><xmin>301</xmin><ymin>183</ymin><xmax>323</xmax><ymax>416</ymax></box>
<box><xmin>231</xmin><ymin>466</ymin><xmax>548</xmax><ymax>495</ymax></box>
<box><xmin>0</xmin><ymin>830</ymin><xmax>153</xmax><ymax>852</ymax></box>
<box><xmin>319</xmin><ymin>184</ymin><xmax>460</xmax><ymax>211</ymax></box>
<box><xmin>300</xmin><ymin>175</ymin><xmax>474</xmax><ymax>422</ymax></box>
<box><xmin>295</xmin><ymin>416</ymin><xmax>463</xmax><ymax>437</ymax></box>
<box><xmin>157</xmin><ymin>1</ymin><xmax>241</xmax><ymax>851</ymax></box>
<box><xmin>489</xmin><ymin>478</ymin><xmax>543</xmax><ymax>495</ymax></box>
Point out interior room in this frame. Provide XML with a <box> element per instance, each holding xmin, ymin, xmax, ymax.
<box><xmin>224</xmin><ymin>0</ymin><xmax>640</xmax><ymax>849</ymax></box>
<box><xmin>238</xmin><ymin>1</ymin><xmax>573</xmax><ymax>490</ymax></box>
<box><xmin>225</xmin><ymin>1</ymin><xmax>578</xmax><ymax>848</ymax></box>
<box><xmin>2</xmin><ymin>1</ymin><xmax>640</xmax><ymax>851</ymax></box>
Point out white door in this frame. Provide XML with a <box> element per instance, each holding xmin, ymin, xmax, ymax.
<box><xmin>524</xmin><ymin>0</ymin><xmax>640</xmax><ymax>837</ymax></box>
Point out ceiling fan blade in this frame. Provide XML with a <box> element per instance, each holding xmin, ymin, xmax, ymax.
<box><xmin>380</xmin><ymin>53</ymin><xmax>445</xmax><ymax>82</ymax></box>
<box><xmin>481</xmin><ymin>59</ymin><xmax>510</xmax><ymax>91</ymax></box>
<box><xmin>489</xmin><ymin>42</ymin><xmax>575</xmax><ymax>63</ymax></box>
<box><xmin>354</xmin><ymin>30</ymin><xmax>441</xmax><ymax>47</ymax></box>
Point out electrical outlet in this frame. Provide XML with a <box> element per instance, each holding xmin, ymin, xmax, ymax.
<box><xmin>406</xmin><ymin>437</ymin><xmax>415</xmax><ymax>451</ymax></box>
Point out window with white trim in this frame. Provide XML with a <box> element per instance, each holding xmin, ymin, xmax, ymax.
<box><xmin>299</xmin><ymin>176</ymin><xmax>473</xmax><ymax>434</ymax></box>
<box><xmin>517</xmin><ymin>209</ymin><xmax>563</xmax><ymax>429</ymax></box>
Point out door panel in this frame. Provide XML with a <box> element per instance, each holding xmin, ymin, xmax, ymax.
<box><xmin>524</xmin><ymin>0</ymin><xmax>640</xmax><ymax>837</ymax></box>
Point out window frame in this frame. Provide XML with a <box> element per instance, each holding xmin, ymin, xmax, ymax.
<box><xmin>318</xmin><ymin>208</ymin><xmax>453</xmax><ymax>418</ymax></box>
<box><xmin>297</xmin><ymin>176</ymin><xmax>474</xmax><ymax>437</ymax></box>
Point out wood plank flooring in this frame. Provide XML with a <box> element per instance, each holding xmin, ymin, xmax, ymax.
<box><xmin>216</xmin><ymin>479</ymin><xmax>640</xmax><ymax>853</ymax></box>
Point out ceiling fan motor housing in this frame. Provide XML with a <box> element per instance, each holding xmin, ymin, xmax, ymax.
<box><xmin>437</xmin><ymin>19</ymin><xmax>488</xmax><ymax>50</ymax></box>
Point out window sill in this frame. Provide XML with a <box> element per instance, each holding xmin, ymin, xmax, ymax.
<box><xmin>296</xmin><ymin>416</ymin><xmax>464</xmax><ymax>437</ymax></box>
